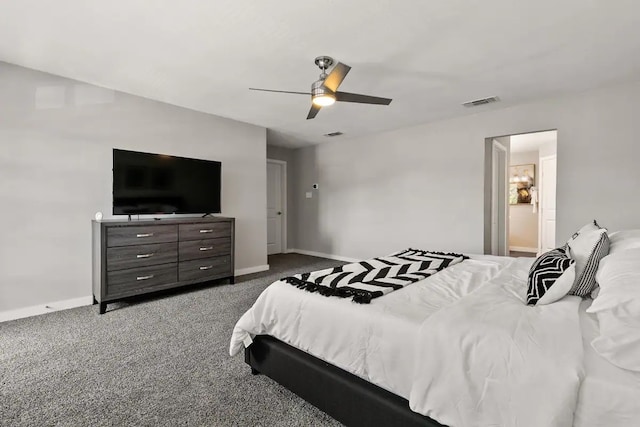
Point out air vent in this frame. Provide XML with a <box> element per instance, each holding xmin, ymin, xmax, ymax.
<box><xmin>324</xmin><ymin>131</ymin><xmax>343</xmax><ymax>137</ymax></box>
<box><xmin>462</xmin><ymin>96</ymin><xmax>500</xmax><ymax>108</ymax></box>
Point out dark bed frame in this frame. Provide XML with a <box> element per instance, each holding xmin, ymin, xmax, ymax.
<box><xmin>245</xmin><ymin>335</ymin><xmax>444</xmax><ymax>427</ymax></box>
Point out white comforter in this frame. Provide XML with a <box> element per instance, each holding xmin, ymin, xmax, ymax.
<box><xmin>230</xmin><ymin>256</ymin><xmax>586</xmax><ymax>426</ymax></box>
<box><xmin>230</xmin><ymin>255</ymin><xmax>511</xmax><ymax>399</ymax></box>
<box><xmin>409</xmin><ymin>258</ymin><xmax>584</xmax><ymax>427</ymax></box>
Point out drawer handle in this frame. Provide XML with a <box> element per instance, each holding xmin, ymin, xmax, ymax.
<box><xmin>199</xmin><ymin>265</ymin><xmax>214</xmax><ymax>270</ymax></box>
<box><xmin>136</xmin><ymin>253</ymin><xmax>155</xmax><ymax>259</ymax></box>
<box><xmin>199</xmin><ymin>246</ymin><xmax>214</xmax><ymax>251</ymax></box>
<box><xmin>199</xmin><ymin>229</ymin><xmax>214</xmax><ymax>233</ymax></box>
<box><xmin>136</xmin><ymin>275</ymin><xmax>154</xmax><ymax>281</ymax></box>
<box><xmin>136</xmin><ymin>233</ymin><xmax>154</xmax><ymax>238</ymax></box>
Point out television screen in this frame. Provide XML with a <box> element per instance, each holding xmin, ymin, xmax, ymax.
<box><xmin>113</xmin><ymin>149</ymin><xmax>221</xmax><ymax>215</ymax></box>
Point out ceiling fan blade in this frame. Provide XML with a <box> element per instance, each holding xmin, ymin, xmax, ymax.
<box><xmin>307</xmin><ymin>104</ymin><xmax>321</xmax><ymax>120</ymax></box>
<box><xmin>335</xmin><ymin>91</ymin><xmax>392</xmax><ymax>105</ymax></box>
<box><xmin>249</xmin><ymin>88</ymin><xmax>311</xmax><ymax>95</ymax></box>
<box><xmin>322</xmin><ymin>63</ymin><xmax>351</xmax><ymax>92</ymax></box>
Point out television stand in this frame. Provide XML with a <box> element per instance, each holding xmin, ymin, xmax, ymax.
<box><xmin>92</xmin><ymin>216</ymin><xmax>235</xmax><ymax>313</ymax></box>
<box><xmin>201</xmin><ymin>213</ymin><xmax>214</xmax><ymax>218</ymax></box>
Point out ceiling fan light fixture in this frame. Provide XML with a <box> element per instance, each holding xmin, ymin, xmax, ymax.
<box><xmin>311</xmin><ymin>78</ymin><xmax>336</xmax><ymax>107</ymax></box>
<box><xmin>312</xmin><ymin>93</ymin><xmax>336</xmax><ymax>106</ymax></box>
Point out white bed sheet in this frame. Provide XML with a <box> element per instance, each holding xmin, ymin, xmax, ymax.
<box><xmin>230</xmin><ymin>254</ymin><xmax>513</xmax><ymax>399</ymax></box>
<box><xmin>574</xmin><ymin>299</ymin><xmax>640</xmax><ymax>427</ymax></box>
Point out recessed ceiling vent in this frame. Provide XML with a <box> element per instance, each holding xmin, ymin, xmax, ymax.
<box><xmin>462</xmin><ymin>96</ymin><xmax>500</xmax><ymax>108</ymax></box>
<box><xmin>324</xmin><ymin>131</ymin><xmax>343</xmax><ymax>137</ymax></box>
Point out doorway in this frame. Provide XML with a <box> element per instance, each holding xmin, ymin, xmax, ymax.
<box><xmin>485</xmin><ymin>130</ymin><xmax>557</xmax><ymax>257</ymax></box>
<box><xmin>267</xmin><ymin>159</ymin><xmax>287</xmax><ymax>255</ymax></box>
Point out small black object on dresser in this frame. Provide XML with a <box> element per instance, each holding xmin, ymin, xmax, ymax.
<box><xmin>92</xmin><ymin>217</ymin><xmax>235</xmax><ymax>314</ymax></box>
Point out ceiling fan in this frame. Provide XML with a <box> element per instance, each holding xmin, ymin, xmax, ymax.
<box><xmin>249</xmin><ymin>56</ymin><xmax>392</xmax><ymax>120</ymax></box>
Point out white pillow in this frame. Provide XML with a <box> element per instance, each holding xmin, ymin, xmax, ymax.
<box><xmin>588</xmin><ymin>248</ymin><xmax>640</xmax><ymax>313</ymax></box>
<box><xmin>608</xmin><ymin>229</ymin><xmax>640</xmax><ymax>255</ymax></box>
<box><xmin>589</xmin><ymin>228</ymin><xmax>638</xmax><ymax>297</ymax></box>
<box><xmin>566</xmin><ymin>221</ymin><xmax>610</xmax><ymax>296</ymax></box>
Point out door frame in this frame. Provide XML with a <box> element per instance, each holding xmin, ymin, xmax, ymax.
<box><xmin>485</xmin><ymin>129</ymin><xmax>558</xmax><ymax>256</ymax></box>
<box><xmin>267</xmin><ymin>159</ymin><xmax>287</xmax><ymax>254</ymax></box>
<box><xmin>491</xmin><ymin>139</ymin><xmax>508</xmax><ymax>256</ymax></box>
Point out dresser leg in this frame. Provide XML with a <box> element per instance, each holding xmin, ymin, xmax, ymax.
<box><xmin>99</xmin><ymin>303</ymin><xmax>106</xmax><ymax>314</ymax></box>
<box><xmin>229</xmin><ymin>276</ymin><xmax>235</xmax><ymax>285</ymax></box>
<box><xmin>251</xmin><ymin>367</ymin><xmax>260</xmax><ymax>375</ymax></box>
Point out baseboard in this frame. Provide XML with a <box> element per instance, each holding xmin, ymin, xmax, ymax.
<box><xmin>286</xmin><ymin>248</ymin><xmax>360</xmax><ymax>263</ymax></box>
<box><xmin>0</xmin><ymin>264</ymin><xmax>270</xmax><ymax>322</ymax></box>
<box><xmin>235</xmin><ymin>264</ymin><xmax>269</xmax><ymax>276</ymax></box>
<box><xmin>0</xmin><ymin>296</ymin><xmax>93</xmax><ymax>323</ymax></box>
<box><xmin>509</xmin><ymin>246</ymin><xmax>538</xmax><ymax>253</ymax></box>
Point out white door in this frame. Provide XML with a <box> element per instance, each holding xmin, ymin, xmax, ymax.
<box><xmin>491</xmin><ymin>140</ymin><xmax>508</xmax><ymax>256</ymax></box>
<box><xmin>267</xmin><ymin>161</ymin><xmax>284</xmax><ymax>255</ymax></box>
<box><xmin>539</xmin><ymin>155</ymin><xmax>557</xmax><ymax>254</ymax></box>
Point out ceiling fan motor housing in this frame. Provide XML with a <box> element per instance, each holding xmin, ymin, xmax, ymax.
<box><xmin>314</xmin><ymin>56</ymin><xmax>334</xmax><ymax>71</ymax></box>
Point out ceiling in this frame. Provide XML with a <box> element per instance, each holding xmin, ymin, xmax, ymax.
<box><xmin>510</xmin><ymin>130</ymin><xmax>557</xmax><ymax>153</ymax></box>
<box><xmin>1</xmin><ymin>1</ymin><xmax>639</xmax><ymax>148</ymax></box>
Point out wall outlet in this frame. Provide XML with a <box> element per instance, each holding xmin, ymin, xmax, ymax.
<box><xmin>306</xmin><ymin>192</ymin><xmax>313</xmax><ymax>199</ymax></box>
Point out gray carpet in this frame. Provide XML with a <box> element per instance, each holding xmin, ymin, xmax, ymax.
<box><xmin>0</xmin><ymin>254</ymin><xmax>346</xmax><ymax>427</ymax></box>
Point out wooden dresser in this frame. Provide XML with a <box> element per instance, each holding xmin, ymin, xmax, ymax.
<box><xmin>92</xmin><ymin>217</ymin><xmax>235</xmax><ymax>314</ymax></box>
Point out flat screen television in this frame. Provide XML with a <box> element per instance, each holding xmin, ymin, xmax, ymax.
<box><xmin>113</xmin><ymin>149</ymin><xmax>221</xmax><ymax>215</ymax></box>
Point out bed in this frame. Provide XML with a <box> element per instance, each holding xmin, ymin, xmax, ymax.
<box><xmin>230</xmin><ymin>227</ymin><xmax>640</xmax><ymax>426</ymax></box>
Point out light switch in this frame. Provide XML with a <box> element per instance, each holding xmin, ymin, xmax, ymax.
<box><xmin>306</xmin><ymin>192</ymin><xmax>313</xmax><ymax>199</ymax></box>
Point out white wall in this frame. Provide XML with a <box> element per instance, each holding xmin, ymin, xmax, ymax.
<box><xmin>293</xmin><ymin>78</ymin><xmax>640</xmax><ymax>259</ymax></box>
<box><xmin>509</xmin><ymin>151</ymin><xmax>539</xmax><ymax>251</ymax></box>
<box><xmin>0</xmin><ymin>62</ymin><xmax>267</xmax><ymax>313</ymax></box>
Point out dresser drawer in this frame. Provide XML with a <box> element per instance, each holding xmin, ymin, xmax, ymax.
<box><xmin>107</xmin><ymin>225</ymin><xmax>178</xmax><ymax>247</ymax></box>
<box><xmin>179</xmin><ymin>238</ymin><xmax>231</xmax><ymax>262</ymax></box>
<box><xmin>179</xmin><ymin>256</ymin><xmax>232</xmax><ymax>282</ymax></box>
<box><xmin>107</xmin><ymin>242</ymin><xmax>178</xmax><ymax>272</ymax></box>
<box><xmin>179</xmin><ymin>222</ymin><xmax>231</xmax><ymax>241</ymax></box>
<box><xmin>106</xmin><ymin>263</ymin><xmax>177</xmax><ymax>297</ymax></box>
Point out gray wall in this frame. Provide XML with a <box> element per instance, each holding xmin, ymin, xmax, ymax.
<box><xmin>292</xmin><ymin>78</ymin><xmax>640</xmax><ymax>259</ymax></box>
<box><xmin>266</xmin><ymin>144</ymin><xmax>296</xmax><ymax>249</ymax></box>
<box><xmin>0</xmin><ymin>62</ymin><xmax>267</xmax><ymax>312</ymax></box>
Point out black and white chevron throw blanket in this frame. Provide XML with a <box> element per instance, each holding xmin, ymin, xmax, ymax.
<box><xmin>282</xmin><ymin>249</ymin><xmax>468</xmax><ymax>304</ymax></box>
